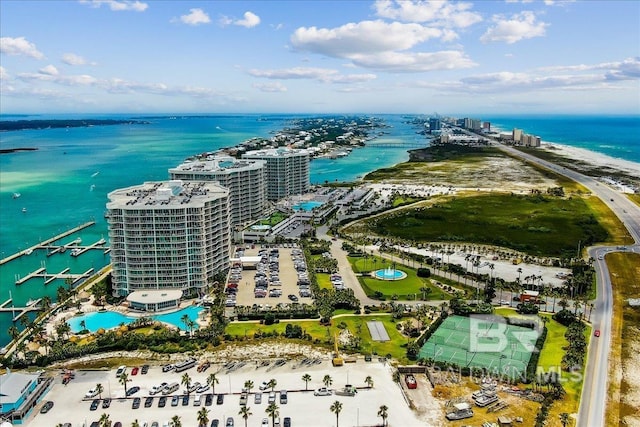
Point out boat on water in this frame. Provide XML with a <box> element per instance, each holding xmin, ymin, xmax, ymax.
<box><xmin>22</xmin><ymin>207</ymin><xmax>27</xmax><ymax>213</ymax></box>
<box><xmin>23</xmin><ymin>249</ymin><xmax>33</xmax><ymax>256</ymax></box>
<box><xmin>70</xmin><ymin>248</ymin><xmax>82</xmax><ymax>257</ymax></box>
<box><xmin>13</xmin><ymin>192</ymin><xmax>21</xmax><ymax>199</ymax></box>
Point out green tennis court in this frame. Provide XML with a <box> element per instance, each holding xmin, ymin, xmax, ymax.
<box><xmin>418</xmin><ymin>315</ymin><xmax>540</xmax><ymax>377</ymax></box>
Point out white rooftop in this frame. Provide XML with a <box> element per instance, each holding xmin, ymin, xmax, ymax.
<box><xmin>0</xmin><ymin>372</ymin><xmax>40</xmax><ymax>405</ymax></box>
<box><xmin>126</xmin><ymin>289</ymin><xmax>183</xmax><ymax>305</ymax></box>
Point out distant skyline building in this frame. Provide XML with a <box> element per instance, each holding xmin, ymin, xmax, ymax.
<box><xmin>169</xmin><ymin>156</ymin><xmax>267</xmax><ymax>228</ymax></box>
<box><xmin>106</xmin><ymin>180</ymin><xmax>230</xmax><ymax>302</ymax></box>
<box><xmin>463</xmin><ymin>118</ymin><xmax>482</xmax><ymax>131</ymax></box>
<box><xmin>429</xmin><ymin>117</ymin><xmax>441</xmax><ymax>133</ymax></box>
<box><xmin>242</xmin><ymin>148</ymin><xmax>310</xmax><ymax>201</ymax></box>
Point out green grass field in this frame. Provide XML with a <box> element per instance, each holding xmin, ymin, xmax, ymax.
<box><xmin>363</xmin><ymin>193</ymin><xmax>609</xmax><ymax>257</ymax></box>
<box><xmin>225</xmin><ymin>314</ymin><xmax>411</xmax><ymax>362</ymax></box>
<box><xmin>347</xmin><ymin>256</ymin><xmax>451</xmax><ymax>300</ymax></box>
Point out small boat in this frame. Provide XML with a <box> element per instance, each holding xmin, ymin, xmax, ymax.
<box><xmin>22</xmin><ymin>207</ymin><xmax>27</xmax><ymax>213</ymax></box>
<box><xmin>91</xmin><ymin>171</ymin><xmax>100</xmax><ymax>178</ymax></box>
<box><xmin>13</xmin><ymin>192</ymin><xmax>21</xmax><ymax>199</ymax></box>
<box><xmin>23</xmin><ymin>249</ymin><xmax>33</xmax><ymax>256</ymax></box>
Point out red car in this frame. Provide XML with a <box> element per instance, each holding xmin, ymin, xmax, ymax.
<box><xmin>594</xmin><ymin>330</ymin><xmax>600</xmax><ymax>337</ymax></box>
<box><xmin>131</xmin><ymin>366</ymin><xmax>139</xmax><ymax>375</ymax></box>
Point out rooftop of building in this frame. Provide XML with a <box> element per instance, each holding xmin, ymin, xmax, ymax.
<box><xmin>170</xmin><ymin>156</ymin><xmax>266</xmax><ymax>173</ymax></box>
<box><xmin>242</xmin><ymin>147</ymin><xmax>310</xmax><ymax>158</ymax></box>
<box><xmin>0</xmin><ymin>371</ymin><xmax>40</xmax><ymax>405</ymax></box>
<box><xmin>126</xmin><ymin>289</ymin><xmax>183</xmax><ymax>305</ymax></box>
<box><xmin>107</xmin><ymin>180</ymin><xmax>228</xmax><ymax>209</ymax></box>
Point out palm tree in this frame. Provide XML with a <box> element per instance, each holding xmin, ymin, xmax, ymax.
<box><xmin>208</xmin><ymin>373</ymin><xmax>219</xmax><ymax>394</ymax></box>
<box><xmin>131</xmin><ymin>421</ymin><xmax>140</xmax><ymax>427</ymax></box>
<box><xmin>301</xmin><ymin>374</ymin><xmax>312</xmax><ymax>391</ymax></box>
<box><xmin>559</xmin><ymin>412</ymin><xmax>569</xmax><ymax>427</ymax></box>
<box><xmin>7</xmin><ymin>325</ymin><xmax>19</xmax><ymax>342</ymax></box>
<box><xmin>323</xmin><ymin>375</ymin><xmax>333</xmax><ymax>388</ymax></box>
<box><xmin>244</xmin><ymin>380</ymin><xmax>254</xmax><ymax>393</ymax></box>
<box><xmin>96</xmin><ymin>383</ymin><xmax>104</xmax><ymax>399</ymax></box>
<box><xmin>330</xmin><ymin>400</ymin><xmax>343</xmax><ymax>427</ymax></box>
<box><xmin>239</xmin><ymin>405</ymin><xmax>252</xmax><ymax>427</ymax></box>
<box><xmin>364</xmin><ymin>376</ymin><xmax>374</xmax><ymax>388</ymax></box>
<box><xmin>170</xmin><ymin>415</ymin><xmax>182</xmax><ymax>427</ymax></box>
<box><xmin>181</xmin><ymin>372</ymin><xmax>192</xmax><ymax>395</ymax></box>
<box><xmin>265</xmin><ymin>402</ymin><xmax>279</xmax><ymax>427</ymax></box>
<box><xmin>79</xmin><ymin>319</ymin><xmax>87</xmax><ymax>331</ymax></box>
<box><xmin>181</xmin><ymin>314</ymin><xmax>190</xmax><ymax>333</ymax></box>
<box><xmin>119</xmin><ymin>372</ymin><xmax>129</xmax><ymax>396</ymax></box>
<box><xmin>378</xmin><ymin>405</ymin><xmax>389</xmax><ymax>427</ymax></box>
<box><xmin>98</xmin><ymin>413</ymin><xmax>111</xmax><ymax>427</ymax></box>
<box><xmin>197</xmin><ymin>407</ymin><xmax>210</xmax><ymax>427</ymax></box>
<box><xmin>267</xmin><ymin>378</ymin><xmax>277</xmax><ymax>392</ymax></box>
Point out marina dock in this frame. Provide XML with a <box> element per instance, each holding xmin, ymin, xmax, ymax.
<box><xmin>15</xmin><ymin>267</ymin><xmax>94</xmax><ymax>286</ymax></box>
<box><xmin>0</xmin><ymin>298</ymin><xmax>43</xmax><ymax>322</ymax></box>
<box><xmin>0</xmin><ymin>221</ymin><xmax>95</xmax><ymax>266</ymax></box>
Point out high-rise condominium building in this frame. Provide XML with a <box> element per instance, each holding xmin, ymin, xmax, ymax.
<box><xmin>106</xmin><ymin>180</ymin><xmax>230</xmax><ymax>300</ymax></box>
<box><xmin>242</xmin><ymin>148</ymin><xmax>310</xmax><ymax>201</ymax></box>
<box><xmin>169</xmin><ymin>156</ymin><xmax>266</xmax><ymax>227</ymax></box>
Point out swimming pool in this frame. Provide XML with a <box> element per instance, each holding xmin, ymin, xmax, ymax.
<box><xmin>292</xmin><ymin>201</ymin><xmax>324</xmax><ymax>211</ymax></box>
<box><xmin>68</xmin><ymin>305</ymin><xmax>204</xmax><ymax>333</ymax></box>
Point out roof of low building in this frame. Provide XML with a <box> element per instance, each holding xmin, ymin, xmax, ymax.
<box><xmin>0</xmin><ymin>371</ymin><xmax>40</xmax><ymax>405</ymax></box>
<box><xmin>126</xmin><ymin>289</ymin><xmax>183</xmax><ymax>305</ymax></box>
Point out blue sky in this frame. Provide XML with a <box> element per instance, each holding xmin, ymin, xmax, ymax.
<box><xmin>1</xmin><ymin>0</ymin><xmax>638</xmax><ymax>115</ymax></box>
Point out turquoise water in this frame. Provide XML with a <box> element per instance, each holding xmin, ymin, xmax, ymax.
<box><xmin>67</xmin><ymin>305</ymin><xmax>203</xmax><ymax>333</ymax></box>
<box><xmin>374</xmin><ymin>269</ymin><xmax>407</xmax><ymax>280</ymax></box>
<box><xmin>292</xmin><ymin>201</ymin><xmax>324</xmax><ymax>211</ymax></box>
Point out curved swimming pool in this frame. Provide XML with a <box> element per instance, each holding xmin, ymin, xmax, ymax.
<box><xmin>67</xmin><ymin>305</ymin><xmax>204</xmax><ymax>333</ymax></box>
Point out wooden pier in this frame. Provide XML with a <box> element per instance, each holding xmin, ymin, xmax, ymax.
<box><xmin>0</xmin><ymin>221</ymin><xmax>95</xmax><ymax>265</ymax></box>
<box><xmin>70</xmin><ymin>238</ymin><xmax>107</xmax><ymax>257</ymax></box>
<box><xmin>0</xmin><ymin>298</ymin><xmax>43</xmax><ymax>322</ymax></box>
<box><xmin>15</xmin><ymin>267</ymin><xmax>94</xmax><ymax>286</ymax></box>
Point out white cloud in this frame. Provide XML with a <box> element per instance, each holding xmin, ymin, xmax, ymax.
<box><xmin>177</xmin><ymin>8</ymin><xmax>211</xmax><ymax>26</ymax></box>
<box><xmin>481</xmin><ymin>11</ymin><xmax>548</xmax><ymax>44</ymax></box>
<box><xmin>39</xmin><ymin>65</ymin><xmax>59</xmax><ymax>76</ymax></box>
<box><xmin>0</xmin><ymin>37</ymin><xmax>45</xmax><ymax>59</ymax></box>
<box><xmin>248</xmin><ymin>67</ymin><xmax>376</xmax><ymax>84</ymax></box>
<box><xmin>0</xmin><ymin>66</ymin><xmax>8</xmax><ymax>80</ymax></box>
<box><xmin>349</xmin><ymin>50</ymin><xmax>476</xmax><ymax>72</ymax></box>
<box><xmin>373</xmin><ymin>0</ymin><xmax>482</xmax><ymax>28</ymax></box>
<box><xmin>79</xmin><ymin>0</ymin><xmax>148</xmax><ymax>12</ymax></box>
<box><xmin>62</xmin><ymin>53</ymin><xmax>92</xmax><ymax>66</ymax></box>
<box><xmin>236</xmin><ymin>11</ymin><xmax>261</xmax><ymax>28</ymax></box>
<box><xmin>219</xmin><ymin>11</ymin><xmax>261</xmax><ymax>28</ymax></box>
<box><xmin>253</xmin><ymin>82</ymin><xmax>288</xmax><ymax>92</ymax></box>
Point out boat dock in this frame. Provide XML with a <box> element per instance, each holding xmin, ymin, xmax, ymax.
<box><xmin>0</xmin><ymin>298</ymin><xmax>43</xmax><ymax>322</ymax></box>
<box><xmin>70</xmin><ymin>238</ymin><xmax>107</xmax><ymax>257</ymax></box>
<box><xmin>45</xmin><ymin>238</ymin><xmax>82</xmax><ymax>257</ymax></box>
<box><xmin>0</xmin><ymin>221</ymin><xmax>95</xmax><ymax>266</ymax></box>
<box><xmin>15</xmin><ymin>267</ymin><xmax>94</xmax><ymax>286</ymax></box>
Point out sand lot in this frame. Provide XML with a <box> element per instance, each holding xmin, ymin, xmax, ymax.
<box><xmin>27</xmin><ymin>358</ymin><xmax>430</xmax><ymax>427</ymax></box>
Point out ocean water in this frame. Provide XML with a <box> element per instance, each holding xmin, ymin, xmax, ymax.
<box><xmin>0</xmin><ymin>113</ymin><xmax>417</xmax><ymax>347</ymax></box>
<box><xmin>488</xmin><ymin>115</ymin><xmax>640</xmax><ymax>164</ymax></box>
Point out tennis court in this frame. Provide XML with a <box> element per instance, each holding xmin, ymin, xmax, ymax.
<box><xmin>418</xmin><ymin>315</ymin><xmax>540</xmax><ymax>377</ymax></box>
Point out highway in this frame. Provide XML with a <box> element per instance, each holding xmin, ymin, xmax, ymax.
<box><xmin>492</xmin><ymin>142</ymin><xmax>640</xmax><ymax>427</ymax></box>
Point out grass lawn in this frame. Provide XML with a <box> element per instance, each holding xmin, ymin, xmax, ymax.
<box><xmin>348</xmin><ymin>256</ymin><xmax>451</xmax><ymax>300</ymax></box>
<box><xmin>258</xmin><ymin>211</ymin><xmax>288</xmax><ymax>226</ymax></box>
<box><xmin>605</xmin><ymin>252</ymin><xmax>640</xmax><ymax>427</ymax></box>
<box><xmin>362</xmin><ymin>193</ymin><xmax>610</xmax><ymax>257</ymax></box>
<box><xmin>316</xmin><ymin>272</ymin><xmax>333</xmax><ymax>290</ymax></box>
<box><xmin>225</xmin><ymin>314</ymin><xmax>411</xmax><ymax>363</ymax></box>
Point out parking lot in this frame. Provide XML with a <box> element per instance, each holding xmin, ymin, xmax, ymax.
<box><xmin>28</xmin><ymin>358</ymin><xmax>425</xmax><ymax>426</ymax></box>
<box><xmin>227</xmin><ymin>245</ymin><xmax>314</xmax><ymax>310</ymax></box>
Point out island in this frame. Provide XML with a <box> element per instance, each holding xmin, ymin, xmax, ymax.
<box><xmin>0</xmin><ymin>118</ymin><xmax>150</xmax><ymax>132</ymax></box>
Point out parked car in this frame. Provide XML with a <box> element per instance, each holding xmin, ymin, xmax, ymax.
<box><xmin>595</xmin><ymin>330</ymin><xmax>601</xmax><ymax>337</ymax></box>
<box><xmin>150</xmin><ymin>383</ymin><xmax>168</xmax><ymax>395</ymax></box>
<box><xmin>85</xmin><ymin>387</ymin><xmax>100</xmax><ymax>398</ymax></box>
<box><xmin>144</xmin><ymin>397</ymin><xmax>154</xmax><ymax>408</ymax></box>
<box><xmin>216</xmin><ymin>394</ymin><xmax>224</xmax><ymax>405</ymax></box>
<box><xmin>287</xmin><ymin>294</ymin><xmax>298</xmax><ymax>302</ymax></box>
<box><xmin>254</xmin><ymin>393</ymin><xmax>262</xmax><ymax>404</ymax></box>
<box><xmin>259</xmin><ymin>381</ymin><xmax>269</xmax><ymax>391</ymax></box>
<box><xmin>131</xmin><ymin>366</ymin><xmax>139</xmax><ymax>375</ymax></box>
<box><xmin>314</xmin><ymin>387</ymin><xmax>332</xmax><ymax>396</ymax></box>
<box><xmin>261</xmin><ymin>419</ymin><xmax>269</xmax><ymax>427</ymax></box>
<box><xmin>210</xmin><ymin>420</ymin><xmax>219</xmax><ymax>427</ymax></box>
<box><xmin>158</xmin><ymin>396</ymin><xmax>167</xmax><ymax>408</ymax></box>
<box><xmin>40</xmin><ymin>401</ymin><xmax>54</xmax><ymax>414</ymax></box>
<box><xmin>141</xmin><ymin>364</ymin><xmax>150</xmax><ymax>374</ymax></box>
<box><xmin>283</xmin><ymin>417</ymin><xmax>291</xmax><ymax>427</ymax></box>
<box><xmin>102</xmin><ymin>398</ymin><xmax>111</xmax><ymax>409</ymax></box>
<box><xmin>182</xmin><ymin>395</ymin><xmax>189</xmax><ymax>406</ymax></box>
<box><xmin>268</xmin><ymin>391</ymin><xmax>276</xmax><ymax>404</ymax></box>
<box><xmin>171</xmin><ymin>395</ymin><xmax>179</xmax><ymax>407</ymax></box>
<box><xmin>279</xmin><ymin>390</ymin><xmax>287</xmax><ymax>404</ymax></box>
<box><xmin>196</xmin><ymin>384</ymin><xmax>210</xmax><ymax>394</ymax></box>
<box><xmin>126</xmin><ymin>386</ymin><xmax>140</xmax><ymax>397</ymax></box>
<box><xmin>226</xmin><ymin>417</ymin><xmax>234</xmax><ymax>427</ymax></box>
<box><xmin>132</xmin><ymin>397</ymin><xmax>141</xmax><ymax>409</ymax></box>
<box><xmin>162</xmin><ymin>364</ymin><xmax>174</xmax><ymax>372</ymax></box>
<box><xmin>205</xmin><ymin>393</ymin><xmax>213</xmax><ymax>406</ymax></box>
<box><xmin>115</xmin><ymin>365</ymin><xmax>127</xmax><ymax>377</ymax></box>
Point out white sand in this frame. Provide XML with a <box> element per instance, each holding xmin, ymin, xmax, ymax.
<box><xmin>540</xmin><ymin>142</ymin><xmax>640</xmax><ymax>180</ymax></box>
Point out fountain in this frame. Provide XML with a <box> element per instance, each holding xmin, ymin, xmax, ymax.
<box><xmin>373</xmin><ymin>265</ymin><xmax>407</xmax><ymax>281</ymax></box>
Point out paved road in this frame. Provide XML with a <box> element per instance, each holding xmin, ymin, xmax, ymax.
<box><xmin>491</xmin><ymin>142</ymin><xmax>640</xmax><ymax>427</ymax></box>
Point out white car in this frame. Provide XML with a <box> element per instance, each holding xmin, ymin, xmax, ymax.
<box><xmin>314</xmin><ymin>387</ymin><xmax>333</xmax><ymax>396</ymax></box>
<box><xmin>84</xmin><ymin>387</ymin><xmax>100</xmax><ymax>398</ymax></box>
<box><xmin>261</xmin><ymin>418</ymin><xmax>269</xmax><ymax>427</ymax></box>
<box><xmin>115</xmin><ymin>365</ymin><xmax>127</xmax><ymax>377</ymax></box>
<box><xmin>259</xmin><ymin>381</ymin><xmax>269</xmax><ymax>391</ymax></box>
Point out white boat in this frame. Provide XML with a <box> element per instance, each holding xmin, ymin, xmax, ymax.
<box><xmin>23</xmin><ymin>249</ymin><xmax>33</xmax><ymax>255</ymax></box>
<box><xmin>13</xmin><ymin>192</ymin><xmax>21</xmax><ymax>199</ymax></box>
<box><xmin>22</xmin><ymin>207</ymin><xmax>27</xmax><ymax>213</ymax></box>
